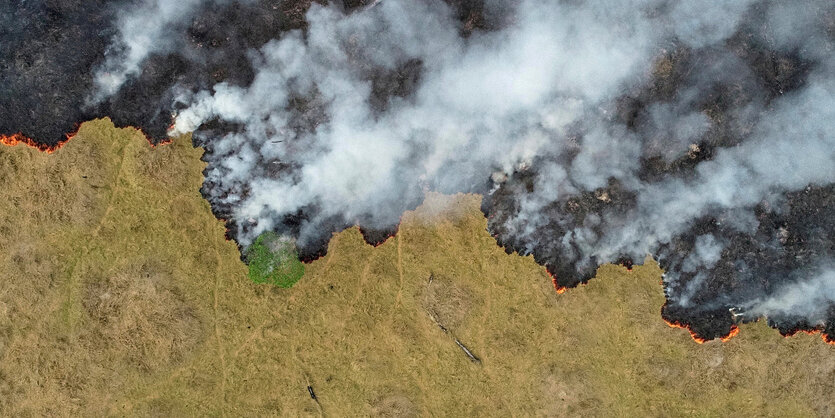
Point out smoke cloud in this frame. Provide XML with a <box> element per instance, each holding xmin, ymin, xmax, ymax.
<box><xmin>171</xmin><ymin>0</ymin><xmax>665</xmax><ymax>247</ymax></box>
<box><xmin>91</xmin><ymin>0</ymin><xmax>216</xmax><ymax>101</ymax></box>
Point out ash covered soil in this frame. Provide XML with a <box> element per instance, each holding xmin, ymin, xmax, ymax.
<box><xmin>2</xmin><ymin>0</ymin><xmax>835</xmax><ymax>343</ymax></box>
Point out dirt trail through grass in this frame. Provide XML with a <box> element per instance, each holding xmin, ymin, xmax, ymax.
<box><xmin>0</xmin><ymin>119</ymin><xmax>833</xmax><ymax>416</ymax></box>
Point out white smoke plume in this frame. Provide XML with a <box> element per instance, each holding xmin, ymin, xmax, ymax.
<box><xmin>96</xmin><ymin>0</ymin><xmax>835</xmax><ymax>336</ymax></box>
<box><xmin>747</xmin><ymin>267</ymin><xmax>835</xmax><ymax>323</ymax></box>
<box><xmin>170</xmin><ymin>0</ymin><xmax>764</xmax><ymax>242</ymax></box>
<box><xmin>90</xmin><ymin>0</ymin><xmax>217</xmax><ymax>102</ymax></box>
<box><xmin>598</xmin><ymin>67</ymin><xmax>835</xmax><ymax>262</ymax></box>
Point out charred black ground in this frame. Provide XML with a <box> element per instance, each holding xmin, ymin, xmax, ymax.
<box><xmin>657</xmin><ymin>185</ymin><xmax>835</xmax><ymax>340</ymax></box>
<box><xmin>2</xmin><ymin>0</ymin><xmax>834</xmax><ymax>343</ymax></box>
<box><xmin>0</xmin><ymin>1</ymin><xmax>120</xmax><ymax>143</ymax></box>
<box><xmin>0</xmin><ymin>0</ymin><xmax>333</xmax><ymax>144</ymax></box>
<box><xmin>480</xmin><ymin>5</ymin><xmax>834</xmax><ymax>341</ymax></box>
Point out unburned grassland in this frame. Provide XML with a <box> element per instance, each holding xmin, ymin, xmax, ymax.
<box><xmin>0</xmin><ymin>119</ymin><xmax>833</xmax><ymax>416</ymax></box>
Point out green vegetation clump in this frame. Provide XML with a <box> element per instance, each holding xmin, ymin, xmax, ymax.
<box><xmin>245</xmin><ymin>231</ymin><xmax>305</xmax><ymax>288</ymax></box>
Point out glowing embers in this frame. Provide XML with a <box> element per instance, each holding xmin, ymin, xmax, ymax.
<box><xmin>546</xmin><ymin>259</ymin><xmax>635</xmax><ymax>296</ymax></box>
<box><xmin>780</xmin><ymin>328</ymin><xmax>835</xmax><ymax>346</ymax></box>
<box><xmin>1</xmin><ymin>123</ymin><xmax>171</xmax><ymax>154</ymax></box>
<box><xmin>664</xmin><ymin>317</ymin><xmax>713</xmax><ymax>344</ymax></box>
<box><xmin>664</xmin><ymin>317</ymin><xmax>835</xmax><ymax>346</ymax></box>
<box><xmin>547</xmin><ymin>270</ymin><xmax>568</xmax><ymax>294</ymax></box>
<box><xmin>0</xmin><ymin>132</ymin><xmax>73</xmax><ymax>153</ymax></box>
<box><xmin>616</xmin><ymin>257</ymin><xmax>634</xmax><ymax>271</ymax></box>
<box><xmin>721</xmin><ymin>325</ymin><xmax>740</xmax><ymax>342</ymax></box>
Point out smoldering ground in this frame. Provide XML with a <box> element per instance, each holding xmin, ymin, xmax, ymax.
<box><xmin>1</xmin><ymin>0</ymin><xmax>834</xmax><ymax>342</ymax></box>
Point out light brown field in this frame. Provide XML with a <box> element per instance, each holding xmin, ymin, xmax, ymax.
<box><xmin>0</xmin><ymin>119</ymin><xmax>833</xmax><ymax>416</ymax></box>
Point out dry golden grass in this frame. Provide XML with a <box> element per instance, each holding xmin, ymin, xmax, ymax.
<box><xmin>0</xmin><ymin>119</ymin><xmax>833</xmax><ymax>416</ymax></box>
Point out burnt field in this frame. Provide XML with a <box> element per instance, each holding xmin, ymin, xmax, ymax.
<box><xmin>1</xmin><ymin>0</ymin><xmax>834</xmax><ymax>343</ymax></box>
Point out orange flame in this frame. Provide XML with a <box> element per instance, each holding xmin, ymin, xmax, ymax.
<box><xmin>1</xmin><ymin>125</ymin><xmax>171</xmax><ymax>154</ymax></box>
<box><xmin>720</xmin><ymin>325</ymin><xmax>740</xmax><ymax>342</ymax></box>
<box><xmin>664</xmin><ymin>318</ymin><xmax>835</xmax><ymax>345</ymax></box>
<box><xmin>547</xmin><ymin>270</ymin><xmax>568</xmax><ymax>294</ymax></box>
<box><xmin>215</xmin><ymin>217</ymin><xmax>234</xmax><ymax>242</ymax></box>
<box><xmin>147</xmin><ymin>137</ymin><xmax>172</xmax><ymax>148</ymax></box>
<box><xmin>663</xmin><ymin>317</ymin><xmax>708</xmax><ymax>344</ymax></box>
<box><xmin>782</xmin><ymin>328</ymin><xmax>835</xmax><ymax>346</ymax></box>
<box><xmin>547</xmin><ymin>260</ymin><xmax>633</xmax><ymax>295</ymax></box>
<box><xmin>0</xmin><ymin>132</ymin><xmax>73</xmax><ymax>154</ymax></box>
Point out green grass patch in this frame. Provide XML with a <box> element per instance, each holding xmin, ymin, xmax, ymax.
<box><xmin>245</xmin><ymin>231</ymin><xmax>305</xmax><ymax>288</ymax></box>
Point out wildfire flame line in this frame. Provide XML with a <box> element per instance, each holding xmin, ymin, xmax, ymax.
<box><xmin>548</xmin><ymin>271</ymin><xmax>568</xmax><ymax>294</ymax></box>
<box><xmin>5</xmin><ymin>126</ymin><xmax>834</xmax><ymax>348</ymax></box>
<box><xmin>546</xmin><ymin>264</ymin><xmax>632</xmax><ymax>296</ymax></box>
<box><xmin>1</xmin><ymin>128</ymin><xmax>172</xmax><ymax>155</ymax></box>
<box><xmin>721</xmin><ymin>325</ymin><xmax>740</xmax><ymax>342</ymax></box>
<box><xmin>663</xmin><ymin>317</ymin><xmax>710</xmax><ymax>344</ymax></box>
<box><xmin>661</xmin><ymin>302</ymin><xmax>835</xmax><ymax>345</ymax></box>
<box><xmin>782</xmin><ymin>328</ymin><xmax>835</xmax><ymax>346</ymax></box>
<box><xmin>0</xmin><ymin>132</ymin><xmax>73</xmax><ymax>154</ymax></box>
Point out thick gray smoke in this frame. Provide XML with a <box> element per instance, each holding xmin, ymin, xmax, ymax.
<box><xmin>747</xmin><ymin>267</ymin><xmax>835</xmax><ymax>322</ymax></box>
<box><xmin>97</xmin><ymin>0</ymin><xmax>835</xmax><ymax>339</ymax></box>
<box><xmin>169</xmin><ymin>0</ymin><xmax>768</xmax><ymax>239</ymax></box>
<box><xmin>599</xmin><ymin>67</ymin><xmax>835</xmax><ymax>263</ymax></box>
<box><xmin>170</xmin><ymin>0</ymin><xmax>661</xmax><ymax>239</ymax></box>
